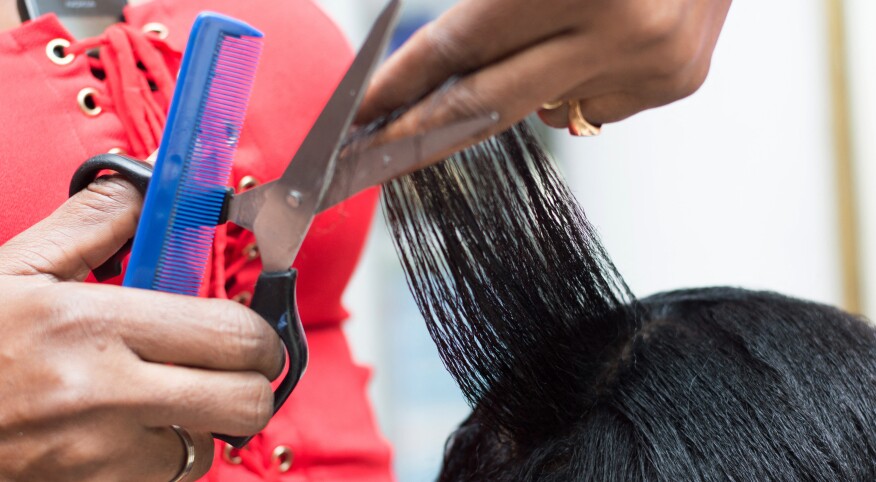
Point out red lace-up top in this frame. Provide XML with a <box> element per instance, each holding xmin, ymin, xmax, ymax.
<box><xmin>0</xmin><ymin>0</ymin><xmax>393</xmax><ymax>480</ymax></box>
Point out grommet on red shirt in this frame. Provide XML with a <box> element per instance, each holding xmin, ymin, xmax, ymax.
<box><xmin>237</xmin><ymin>175</ymin><xmax>259</xmax><ymax>191</ymax></box>
<box><xmin>222</xmin><ymin>443</ymin><xmax>242</xmax><ymax>465</ymax></box>
<box><xmin>45</xmin><ymin>38</ymin><xmax>74</xmax><ymax>65</ymax></box>
<box><xmin>243</xmin><ymin>242</ymin><xmax>259</xmax><ymax>261</ymax></box>
<box><xmin>141</xmin><ymin>22</ymin><xmax>169</xmax><ymax>40</ymax></box>
<box><xmin>271</xmin><ymin>446</ymin><xmax>294</xmax><ymax>473</ymax></box>
<box><xmin>232</xmin><ymin>290</ymin><xmax>252</xmax><ymax>305</ymax></box>
<box><xmin>77</xmin><ymin>88</ymin><xmax>102</xmax><ymax>116</ymax></box>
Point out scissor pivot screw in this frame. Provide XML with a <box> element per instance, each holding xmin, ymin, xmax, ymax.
<box><xmin>286</xmin><ymin>190</ymin><xmax>303</xmax><ymax>208</ymax></box>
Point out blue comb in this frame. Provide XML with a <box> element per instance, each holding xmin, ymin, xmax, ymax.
<box><xmin>68</xmin><ymin>1</ymin><xmax>405</xmax><ymax>449</ymax></box>
<box><xmin>124</xmin><ymin>12</ymin><xmax>263</xmax><ymax>294</ymax></box>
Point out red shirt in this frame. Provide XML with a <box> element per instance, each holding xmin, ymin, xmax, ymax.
<box><xmin>0</xmin><ymin>0</ymin><xmax>393</xmax><ymax>480</ymax></box>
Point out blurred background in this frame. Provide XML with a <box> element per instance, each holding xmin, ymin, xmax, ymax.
<box><xmin>317</xmin><ymin>1</ymin><xmax>876</xmax><ymax>480</ymax></box>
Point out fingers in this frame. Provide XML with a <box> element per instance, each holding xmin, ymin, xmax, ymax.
<box><xmin>575</xmin><ymin>92</ymin><xmax>651</xmax><ymax>125</ymax></box>
<box><xmin>537</xmin><ymin>103</ymin><xmax>570</xmax><ymax>129</ymax></box>
<box><xmin>369</xmin><ymin>33</ymin><xmax>591</xmax><ymax>169</ymax></box>
<box><xmin>0</xmin><ymin>176</ymin><xmax>142</xmax><ymax>282</ymax></box>
<box><xmin>357</xmin><ymin>0</ymin><xmax>579</xmax><ymax>124</ymax></box>
<box><xmin>359</xmin><ymin>0</ymin><xmax>732</xmax><ymax>146</ymax></box>
<box><xmin>7</xmin><ymin>420</ymin><xmax>213</xmax><ymax>482</ymax></box>
<box><xmin>186</xmin><ymin>432</ymin><xmax>215</xmax><ymax>480</ymax></box>
<box><xmin>47</xmin><ymin>283</ymin><xmax>285</xmax><ymax>380</ymax></box>
<box><xmin>119</xmin><ymin>427</ymin><xmax>213</xmax><ymax>482</ymax></box>
<box><xmin>538</xmin><ymin>91</ymin><xmax>648</xmax><ymax>131</ymax></box>
<box><xmin>133</xmin><ymin>363</ymin><xmax>274</xmax><ymax>436</ymax></box>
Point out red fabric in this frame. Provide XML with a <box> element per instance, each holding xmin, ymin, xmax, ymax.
<box><xmin>64</xmin><ymin>22</ymin><xmax>180</xmax><ymax>158</ymax></box>
<box><xmin>0</xmin><ymin>1</ymin><xmax>393</xmax><ymax>480</ymax></box>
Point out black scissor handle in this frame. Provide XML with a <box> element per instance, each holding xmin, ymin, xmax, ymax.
<box><xmin>69</xmin><ymin>154</ymin><xmax>154</xmax><ymax>281</ymax></box>
<box><xmin>215</xmin><ymin>270</ymin><xmax>309</xmax><ymax>448</ymax></box>
<box><xmin>70</xmin><ymin>154</ymin><xmax>309</xmax><ymax>448</ymax></box>
<box><xmin>69</xmin><ymin>153</ymin><xmax>154</xmax><ymax>198</ymax></box>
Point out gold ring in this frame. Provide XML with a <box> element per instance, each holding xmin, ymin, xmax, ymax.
<box><xmin>568</xmin><ymin>100</ymin><xmax>601</xmax><ymax>137</ymax></box>
<box><xmin>169</xmin><ymin>425</ymin><xmax>195</xmax><ymax>482</ymax></box>
<box><xmin>541</xmin><ymin>100</ymin><xmax>565</xmax><ymax>110</ymax></box>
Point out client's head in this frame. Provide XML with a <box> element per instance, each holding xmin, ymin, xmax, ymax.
<box><xmin>440</xmin><ymin>287</ymin><xmax>876</xmax><ymax>481</ymax></box>
<box><xmin>381</xmin><ymin>122</ymin><xmax>876</xmax><ymax>481</ymax></box>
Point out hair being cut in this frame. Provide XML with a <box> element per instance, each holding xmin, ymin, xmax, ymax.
<box><xmin>381</xmin><ymin>121</ymin><xmax>876</xmax><ymax>481</ymax></box>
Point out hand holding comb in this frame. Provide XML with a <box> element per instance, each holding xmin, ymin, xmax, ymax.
<box><xmin>69</xmin><ymin>0</ymin><xmax>498</xmax><ymax>449</ymax></box>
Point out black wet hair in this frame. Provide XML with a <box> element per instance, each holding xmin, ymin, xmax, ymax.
<box><xmin>381</xmin><ymin>121</ymin><xmax>876</xmax><ymax>481</ymax></box>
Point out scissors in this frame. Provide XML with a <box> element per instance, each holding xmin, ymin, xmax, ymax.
<box><xmin>68</xmin><ymin>0</ymin><xmax>498</xmax><ymax>447</ymax></box>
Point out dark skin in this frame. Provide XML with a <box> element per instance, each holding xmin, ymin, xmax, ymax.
<box><xmin>358</xmin><ymin>0</ymin><xmax>732</xmax><ymax>164</ymax></box>
<box><xmin>0</xmin><ymin>177</ymin><xmax>284</xmax><ymax>481</ymax></box>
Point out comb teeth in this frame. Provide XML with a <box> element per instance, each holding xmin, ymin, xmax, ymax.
<box><xmin>152</xmin><ymin>34</ymin><xmax>263</xmax><ymax>296</ymax></box>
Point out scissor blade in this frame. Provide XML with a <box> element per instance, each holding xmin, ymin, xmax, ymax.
<box><xmin>317</xmin><ymin>112</ymin><xmax>499</xmax><ymax>213</ymax></box>
<box><xmin>249</xmin><ymin>0</ymin><xmax>401</xmax><ymax>271</ymax></box>
<box><xmin>230</xmin><ymin>112</ymin><xmax>499</xmax><ymax>230</ymax></box>
<box><xmin>228</xmin><ymin>184</ymin><xmax>266</xmax><ymax>231</ymax></box>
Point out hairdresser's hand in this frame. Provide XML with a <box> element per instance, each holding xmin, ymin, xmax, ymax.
<box><xmin>0</xmin><ymin>177</ymin><xmax>283</xmax><ymax>482</ymax></box>
<box><xmin>358</xmin><ymin>0</ymin><xmax>730</xmax><ymax>152</ymax></box>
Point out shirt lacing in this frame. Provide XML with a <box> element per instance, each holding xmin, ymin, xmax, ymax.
<box><xmin>66</xmin><ymin>23</ymin><xmax>181</xmax><ymax>159</ymax></box>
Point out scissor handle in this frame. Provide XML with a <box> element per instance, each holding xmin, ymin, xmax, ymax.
<box><xmin>69</xmin><ymin>154</ymin><xmax>154</xmax><ymax>281</ymax></box>
<box><xmin>215</xmin><ymin>269</ymin><xmax>309</xmax><ymax>448</ymax></box>
<box><xmin>69</xmin><ymin>153</ymin><xmax>154</xmax><ymax>197</ymax></box>
<box><xmin>70</xmin><ymin>154</ymin><xmax>308</xmax><ymax>448</ymax></box>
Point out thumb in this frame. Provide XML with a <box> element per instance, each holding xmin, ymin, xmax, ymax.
<box><xmin>0</xmin><ymin>176</ymin><xmax>143</xmax><ymax>281</ymax></box>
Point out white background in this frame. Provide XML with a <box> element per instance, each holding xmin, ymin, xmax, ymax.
<box><xmin>316</xmin><ymin>1</ymin><xmax>871</xmax><ymax>480</ymax></box>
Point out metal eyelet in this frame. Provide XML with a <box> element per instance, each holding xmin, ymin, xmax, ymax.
<box><xmin>142</xmin><ymin>22</ymin><xmax>169</xmax><ymax>40</ymax></box>
<box><xmin>108</xmin><ymin>147</ymin><xmax>127</xmax><ymax>156</ymax></box>
<box><xmin>46</xmin><ymin>38</ymin><xmax>74</xmax><ymax>65</ymax></box>
<box><xmin>271</xmin><ymin>446</ymin><xmax>294</xmax><ymax>473</ymax></box>
<box><xmin>243</xmin><ymin>242</ymin><xmax>259</xmax><ymax>261</ymax></box>
<box><xmin>232</xmin><ymin>291</ymin><xmax>252</xmax><ymax>305</ymax></box>
<box><xmin>222</xmin><ymin>443</ymin><xmax>242</xmax><ymax>465</ymax></box>
<box><xmin>237</xmin><ymin>175</ymin><xmax>259</xmax><ymax>192</ymax></box>
<box><xmin>77</xmin><ymin>88</ymin><xmax>102</xmax><ymax>116</ymax></box>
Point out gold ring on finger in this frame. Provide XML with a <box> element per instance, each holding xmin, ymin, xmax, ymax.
<box><xmin>169</xmin><ymin>425</ymin><xmax>195</xmax><ymax>482</ymax></box>
<box><xmin>568</xmin><ymin>99</ymin><xmax>602</xmax><ymax>137</ymax></box>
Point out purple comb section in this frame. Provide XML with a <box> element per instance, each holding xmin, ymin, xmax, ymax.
<box><xmin>153</xmin><ymin>34</ymin><xmax>263</xmax><ymax>296</ymax></box>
